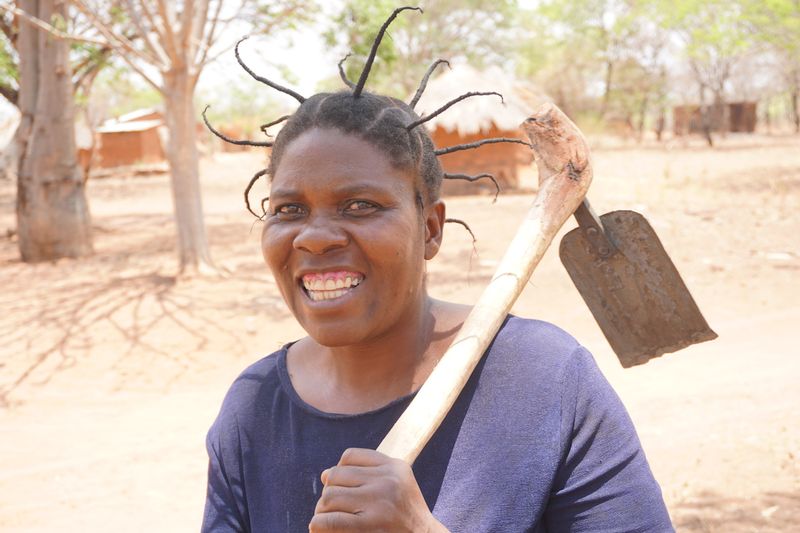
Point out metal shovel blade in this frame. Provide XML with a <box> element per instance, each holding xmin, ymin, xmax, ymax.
<box><xmin>559</xmin><ymin>207</ymin><xmax>717</xmax><ymax>367</ymax></box>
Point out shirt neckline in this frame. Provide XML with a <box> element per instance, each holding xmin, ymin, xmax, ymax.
<box><xmin>275</xmin><ymin>342</ymin><xmax>418</xmax><ymax>420</ymax></box>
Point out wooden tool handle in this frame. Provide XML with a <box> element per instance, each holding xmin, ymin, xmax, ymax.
<box><xmin>377</xmin><ymin>103</ymin><xmax>593</xmax><ymax>464</ymax></box>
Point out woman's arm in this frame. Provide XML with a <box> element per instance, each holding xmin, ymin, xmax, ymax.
<box><xmin>545</xmin><ymin>347</ymin><xmax>674</xmax><ymax>532</ymax></box>
<box><xmin>201</xmin><ymin>421</ymin><xmax>248</xmax><ymax>533</ymax></box>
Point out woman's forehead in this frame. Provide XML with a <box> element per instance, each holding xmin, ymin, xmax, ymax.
<box><xmin>272</xmin><ymin>127</ymin><xmax>417</xmax><ymax>193</ymax></box>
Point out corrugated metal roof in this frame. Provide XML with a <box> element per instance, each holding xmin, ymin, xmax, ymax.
<box><xmin>413</xmin><ymin>64</ymin><xmax>549</xmax><ymax>136</ymax></box>
<box><xmin>116</xmin><ymin>108</ymin><xmax>162</xmax><ymax>123</ymax></box>
<box><xmin>96</xmin><ymin>119</ymin><xmax>163</xmax><ymax>133</ymax></box>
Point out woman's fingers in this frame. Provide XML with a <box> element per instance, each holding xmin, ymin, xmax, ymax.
<box><xmin>321</xmin><ymin>465</ymin><xmax>373</xmax><ymax>487</ymax></box>
<box><xmin>337</xmin><ymin>447</ymin><xmax>391</xmax><ymax>467</ymax></box>
<box><xmin>308</xmin><ymin>511</ymin><xmax>361</xmax><ymax>533</ymax></box>
<box><xmin>314</xmin><ymin>484</ymin><xmax>365</xmax><ymax>515</ymax></box>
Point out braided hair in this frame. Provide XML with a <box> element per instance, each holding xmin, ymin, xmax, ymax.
<box><xmin>203</xmin><ymin>6</ymin><xmax>530</xmax><ymax>236</ymax></box>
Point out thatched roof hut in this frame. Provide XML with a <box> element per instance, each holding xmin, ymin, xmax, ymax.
<box><xmin>414</xmin><ymin>64</ymin><xmax>547</xmax><ymax>196</ymax></box>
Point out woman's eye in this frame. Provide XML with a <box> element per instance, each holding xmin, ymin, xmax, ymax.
<box><xmin>343</xmin><ymin>200</ymin><xmax>379</xmax><ymax>214</ymax></box>
<box><xmin>274</xmin><ymin>204</ymin><xmax>306</xmax><ymax>218</ymax></box>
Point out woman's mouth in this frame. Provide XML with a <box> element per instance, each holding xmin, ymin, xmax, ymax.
<box><xmin>301</xmin><ymin>271</ymin><xmax>364</xmax><ymax>302</ymax></box>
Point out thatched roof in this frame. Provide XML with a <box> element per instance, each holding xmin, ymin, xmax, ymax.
<box><xmin>413</xmin><ymin>64</ymin><xmax>548</xmax><ymax>136</ymax></box>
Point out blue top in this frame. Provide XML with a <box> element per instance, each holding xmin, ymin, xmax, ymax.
<box><xmin>202</xmin><ymin>316</ymin><xmax>674</xmax><ymax>532</ymax></box>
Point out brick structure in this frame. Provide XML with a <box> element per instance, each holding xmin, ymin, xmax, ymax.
<box><xmin>96</xmin><ymin>119</ymin><xmax>166</xmax><ymax>168</ymax></box>
<box><xmin>414</xmin><ymin>64</ymin><xmax>547</xmax><ymax>196</ymax></box>
<box><xmin>673</xmin><ymin>102</ymin><xmax>757</xmax><ymax>135</ymax></box>
<box><xmin>432</xmin><ymin>124</ymin><xmax>533</xmax><ymax>196</ymax></box>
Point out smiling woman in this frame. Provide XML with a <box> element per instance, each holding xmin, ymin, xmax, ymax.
<box><xmin>201</xmin><ymin>6</ymin><xmax>674</xmax><ymax>533</ymax></box>
<box><xmin>263</xmin><ymin>128</ymin><xmax>441</xmax><ymax>351</ymax></box>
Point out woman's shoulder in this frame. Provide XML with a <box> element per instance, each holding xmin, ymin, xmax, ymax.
<box><xmin>482</xmin><ymin>315</ymin><xmax>608</xmax><ymax>395</ymax></box>
<box><xmin>491</xmin><ymin>314</ymin><xmax>584</xmax><ymax>369</ymax></box>
<box><xmin>212</xmin><ymin>344</ymin><xmax>292</xmax><ymax>424</ymax></box>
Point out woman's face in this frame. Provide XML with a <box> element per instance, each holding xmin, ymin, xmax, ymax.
<box><xmin>262</xmin><ymin>127</ymin><xmax>444</xmax><ymax>347</ymax></box>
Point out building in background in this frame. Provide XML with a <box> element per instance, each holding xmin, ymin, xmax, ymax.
<box><xmin>95</xmin><ymin>108</ymin><xmax>166</xmax><ymax>169</ymax></box>
<box><xmin>673</xmin><ymin>102</ymin><xmax>757</xmax><ymax>135</ymax></box>
<box><xmin>414</xmin><ymin>64</ymin><xmax>548</xmax><ymax>196</ymax></box>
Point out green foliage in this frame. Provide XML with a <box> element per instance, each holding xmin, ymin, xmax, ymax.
<box><xmin>198</xmin><ymin>79</ymin><xmax>291</xmax><ymax>137</ymax></box>
<box><xmin>325</xmin><ymin>0</ymin><xmax>519</xmax><ymax>98</ymax></box>
<box><xmin>662</xmin><ymin>0</ymin><xmax>753</xmax><ymax>64</ymax></box>
<box><xmin>0</xmin><ymin>9</ymin><xmax>18</xmax><ymax>104</ymax></box>
<box><xmin>742</xmin><ymin>0</ymin><xmax>800</xmax><ymax>53</ymax></box>
<box><xmin>249</xmin><ymin>0</ymin><xmax>317</xmax><ymax>33</ymax></box>
<box><xmin>90</xmin><ymin>67</ymin><xmax>162</xmax><ymax>120</ymax></box>
<box><xmin>518</xmin><ymin>0</ymin><xmax>649</xmax><ymax>120</ymax></box>
<box><xmin>0</xmin><ymin>40</ymin><xmax>18</xmax><ymax>94</ymax></box>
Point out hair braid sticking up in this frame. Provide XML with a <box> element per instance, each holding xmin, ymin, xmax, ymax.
<box><xmin>205</xmin><ymin>4</ymin><xmax>533</xmax><ymax>236</ymax></box>
<box><xmin>352</xmin><ymin>6</ymin><xmax>423</xmax><ymax>97</ymax></box>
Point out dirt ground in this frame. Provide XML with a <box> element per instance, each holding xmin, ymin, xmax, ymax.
<box><xmin>1</xmin><ymin>133</ymin><xmax>798</xmax><ymax>532</ymax></box>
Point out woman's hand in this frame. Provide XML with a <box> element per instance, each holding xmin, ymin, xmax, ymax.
<box><xmin>309</xmin><ymin>448</ymin><xmax>449</xmax><ymax>532</ymax></box>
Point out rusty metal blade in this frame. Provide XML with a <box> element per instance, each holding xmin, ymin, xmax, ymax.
<box><xmin>559</xmin><ymin>210</ymin><xmax>717</xmax><ymax>367</ymax></box>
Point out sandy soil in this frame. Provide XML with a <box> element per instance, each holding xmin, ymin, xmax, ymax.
<box><xmin>1</xmin><ymin>133</ymin><xmax>798</xmax><ymax>532</ymax></box>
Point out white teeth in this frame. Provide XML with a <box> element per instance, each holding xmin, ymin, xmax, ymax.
<box><xmin>302</xmin><ymin>274</ymin><xmax>364</xmax><ymax>302</ymax></box>
<box><xmin>307</xmin><ymin>288</ymin><xmax>349</xmax><ymax>301</ymax></box>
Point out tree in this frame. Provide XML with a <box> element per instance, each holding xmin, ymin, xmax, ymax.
<box><xmin>658</xmin><ymin>0</ymin><xmax>754</xmax><ymax>145</ymax></box>
<box><xmin>523</xmin><ymin>0</ymin><xmax>639</xmax><ymax>121</ymax></box>
<box><xmin>14</xmin><ymin>0</ymin><xmax>92</xmax><ymax>261</ymax></box>
<box><xmin>742</xmin><ymin>0</ymin><xmax>800</xmax><ymax>132</ymax></box>
<box><xmin>327</xmin><ymin>0</ymin><xmax>519</xmax><ymax>99</ymax></box>
<box><xmin>0</xmin><ymin>5</ymin><xmax>19</xmax><ymax>106</ymax></box>
<box><xmin>70</xmin><ymin>0</ymin><xmax>312</xmax><ymax>274</ymax></box>
<box><xmin>1</xmin><ymin>2</ymin><xmax>113</xmax><ymax>185</ymax></box>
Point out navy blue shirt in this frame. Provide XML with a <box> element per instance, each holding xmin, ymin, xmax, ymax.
<box><xmin>202</xmin><ymin>316</ymin><xmax>673</xmax><ymax>532</ymax></box>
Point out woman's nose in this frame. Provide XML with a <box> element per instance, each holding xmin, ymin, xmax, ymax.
<box><xmin>292</xmin><ymin>216</ymin><xmax>349</xmax><ymax>254</ymax></box>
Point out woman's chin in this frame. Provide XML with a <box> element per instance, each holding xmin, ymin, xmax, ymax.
<box><xmin>303</xmin><ymin>325</ymin><xmax>369</xmax><ymax>348</ymax></box>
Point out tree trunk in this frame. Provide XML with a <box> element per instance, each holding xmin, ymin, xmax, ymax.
<box><xmin>655</xmin><ymin>107</ymin><xmax>665</xmax><ymax>142</ymax></box>
<box><xmin>636</xmin><ymin>94</ymin><xmax>649</xmax><ymax>143</ymax></box>
<box><xmin>600</xmin><ymin>59</ymin><xmax>614</xmax><ymax>119</ymax></box>
<box><xmin>162</xmin><ymin>67</ymin><xmax>215</xmax><ymax>274</ymax></box>
<box><xmin>697</xmin><ymin>83</ymin><xmax>714</xmax><ymax>147</ymax></box>
<box><xmin>713</xmin><ymin>91</ymin><xmax>727</xmax><ymax>139</ymax></box>
<box><xmin>16</xmin><ymin>0</ymin><xmax>93</xmax><ymax>262</ymax></box>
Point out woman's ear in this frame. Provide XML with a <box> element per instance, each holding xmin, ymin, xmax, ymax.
<box><xmin>424</xmin><ymin>200</ymin><xmax>446</xmax><ymax>260</ymax></box>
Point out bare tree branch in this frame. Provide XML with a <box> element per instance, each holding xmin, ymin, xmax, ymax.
<box><xmin>74</xmin><ymin>1</ymin><xmax>164</xmax><ymax>66</ymax></box>
<box><xmin>178</xmin><ymin>0</ymin><xmax>198</xmax><ymax>58</ymax></box>
<box><xmin>72</xmin><ymin>1</ymin><xmax>161</xmax><ymax>91</ymax></box>
<box><xmin>137</xmin><ymin>0</ymin><xmax>169</xmax><ymax>46</ymax></box>
<box><xmin>194</xmin><ymin>0</ymin><xmax>226</xmax><ymax>68</ymax></box>
<box><xmin>0</xmin><ymin>10</ymin><xmax>17</xmax><ymax>46</ymax></box>
<box><xmin>154</xmin><ymin>0</ymin><xmax>180</xmax><ymax>63</ymax></box>
<box><xmin>0</xmin><ymin>3</ymin><xmax>106</xmax><ymax>45</ymax></box>
<box><xmin>188</xmin><ymin>0</ymin><xmax>211</xmax><ymax>67</ymax></box>
<box><xmin>0</xmin><ymin>84</ymin><xmax>18</xmax><ymax>107</ymax></box>
<box><xmin>123</xmin><ymin>0</ymin><xmax>170</xmax><ymax>66</ymax></box>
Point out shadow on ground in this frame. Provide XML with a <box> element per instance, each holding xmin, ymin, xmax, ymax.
<box><xmin>672</xmin><ymin>489</ymin><xmax>800</xmax><ymax>532</ymax></box>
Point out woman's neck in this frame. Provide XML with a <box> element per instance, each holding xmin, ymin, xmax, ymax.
<box><xmin>287</xmin><ymin>297</ymin><xmax>469</xmax><ymax>414</ymax></box>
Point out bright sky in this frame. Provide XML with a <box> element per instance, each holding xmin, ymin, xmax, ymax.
<box><xmin>0</xmin><ymin>1</ymin><xmax>542</xmax><ymax>123</ymax></box>
<box><xmin>199</xmin><ymin>0</ymin><xmax>541</xmax><ymax>108</ymax></box>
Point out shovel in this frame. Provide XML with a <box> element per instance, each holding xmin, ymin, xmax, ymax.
<box><xmin>378</xmin><ymin>103</ymin><xmax>592</xmax><ymax>463</ymax></box>
<box><xmin>559</xmin><ymin>200</ymin><xmax>717</xmax><ymax>367</ymax></box>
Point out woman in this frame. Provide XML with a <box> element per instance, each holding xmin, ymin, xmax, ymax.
<box><xmin>202</xmin><ymin>7</ymin><xmax>673</xmax><ymax>533</ymax></box>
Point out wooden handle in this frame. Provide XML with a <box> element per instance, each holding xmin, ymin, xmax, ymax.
<box><xmin>377</xmin><ymin>103</ymin><xmax>593</xmax><ymax>464</ymax></box>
